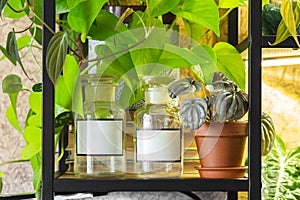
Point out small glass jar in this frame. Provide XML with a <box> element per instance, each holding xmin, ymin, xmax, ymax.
<box><xmin>133</xmin><ymin>76</ymin><xmax>183</xmax><ymax>178</ymax></box>
<box><xmin>74</xmin><ymin>74</ymin><xmax>126</xmax><ymax>177</ymax></box>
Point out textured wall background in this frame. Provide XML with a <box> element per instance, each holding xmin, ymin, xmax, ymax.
<box><xmin>0</xmin><ymin>17</ymin><xmax>41</xmax><ymax>194</ymax></box>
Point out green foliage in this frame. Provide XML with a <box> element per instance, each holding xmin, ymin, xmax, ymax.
<box><xmin>262</xmin><ymin>4</ymin><xmax>282</xmax><ymax>35</ymax></box>
<box><xmin>0</xmin><ymin>0</ymin><xmax>246</xmax><ymax>196</ymax></box>
<box><xmin>272</xmin><ymin>0</ymin><xmax>300</xmax><ymax>47</ymax></box>
<box><xmin>0</xmin><ymin>0</ymin><xmax>8</xmax><ymax>18</ymax></box>
<box><xmin>172</xmin><ymin>0</ymin><xmax>220</xmax><ymax>37</ymax></box>
<box><xmin>148</xmin><ymin>0</ymin><xmax>179</xmax><ymax>17</ymax></box>
<box><xmin>67</xmin><ymin>0</ymin><xmax>108</xmax><ymax>42</ymax></box>
<box><xmin>262</xmin><ymin>135</ymin><xmax>300</xmax><ymax>200</ymax></box>
<box><xmin>2</xmin><ymin>0</ymin><xmax>25</xmax><ymax>18</ymax></box>
<box><xmin>6</xmin><ymin>31</ymin><xmax>31</xmax><ymax>79</ymax></box>
<box><xmin>46</xmin><ymin>31</ymin><xmax>69</xmax><ymax>84</ymax></box>
<box><xmin>213</xmin><ymin>42</ymin><xmax>245</xmax><ymax>91</ymax></box>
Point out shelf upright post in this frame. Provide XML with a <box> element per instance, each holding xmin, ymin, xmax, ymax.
<box><xmin>248</xmin><ymin>0</ymin><xmax>262</xmax><ymax>199</ymax></box>
<box><xmin>42</xmin><ymin>0</ymin><xmax>55</xmax><ymax>199</ymax></box>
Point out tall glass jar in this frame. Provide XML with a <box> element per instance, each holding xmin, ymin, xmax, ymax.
<box><xmin>133</xmin><ymin>76</ymin><xmax>183</xmax><ymax>178</ymax></box>
<box><xmin>74</xmin><ymin>74</ymin><xmax>126</xmax><ymax>177</ymax></box>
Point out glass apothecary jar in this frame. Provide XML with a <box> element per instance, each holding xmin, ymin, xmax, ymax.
<box><xmin>133</xmin><ymin>75</ymin><xmax>183</xmax><ymax>178</ymax></box>
<box><xmin>74</xmin><ymin>74</ymin><xmax>126</xmax><ymax>177</ymax></box>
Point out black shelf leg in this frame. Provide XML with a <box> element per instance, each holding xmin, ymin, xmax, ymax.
<box><xmin>42</xmin><ymin>0</ymin><xmax>56</xmax><ymax>199</ymax></box>
<box><xmin>227</xmin><ymin>191</ymin><xmax>238</xmax><ymax>200</ymax></box>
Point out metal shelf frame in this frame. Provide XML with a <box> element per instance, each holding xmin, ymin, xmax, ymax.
<box><xmin>41</xmin><ymin>0</ymin><xmax>264</xmax><ymax>199</ymax></box>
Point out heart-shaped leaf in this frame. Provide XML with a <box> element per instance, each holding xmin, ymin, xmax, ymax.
<box><xmin>213</xmin><ymin>42</ymin><xmax>245</xmax><ymax>91</ymax></box>
<box><xmin>2</xmin><ymin>74</ymin><xmax>22</xmax><ymax>94</ymax></box>
<box><xmin>46</xmin><ymin>31</ymin><xmax>68</xmax><ymax>84</ymax></box>
<box><xmin>172</xmin><ymin>0</ymin><xmax>220</xmax><ymax>36</ymax></box>
<box><xmin>21</xmin><ymin>126</ymin><xmax>42</xmax><ymax>160</ymax></box>
<box><xmin>67</xmin><ymin>0</ymin><xmax>107</xmax><ymax>42</ymax></box>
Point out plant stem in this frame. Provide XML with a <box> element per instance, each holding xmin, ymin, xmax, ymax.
<box><xmin>219</xmin><ymin>8</ymin><xmax>233</xmax><ymax>21</ymax></box>
<box><xmin>0</xmin><ymin>159</ymin><xmax>29</xmax><ymax>166</ymax></box>
<box><xmin>30</xmin><ymin>10</ymin><xmax>55</xmax><ymax>35</ymax></box>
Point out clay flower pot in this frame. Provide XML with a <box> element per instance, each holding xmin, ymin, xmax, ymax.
<box><xmin>193</xmin><ymin>121</ymin><xmax>248</xmax><ymax>178</ymax></box>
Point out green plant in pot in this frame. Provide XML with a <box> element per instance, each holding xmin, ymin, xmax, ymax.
<box><xmin>168</xmin><ymin>72</ymin><xmax>249</xmax><ymax>178</ymax></box>
<box><xmin>168</xmin><ymin>72</ymin><xmax>276</xmax><ymax>178</ymax></box>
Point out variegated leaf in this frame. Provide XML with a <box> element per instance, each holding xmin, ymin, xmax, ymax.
<box><xmin>46</xmin><ymin>31</ymin><xmax>68</xmax><ymax>85</ymax></box>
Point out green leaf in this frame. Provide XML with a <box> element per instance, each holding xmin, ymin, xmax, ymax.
<box><xmin>172</xmin><ymin>0</ymin><xmax>220</xmax><ymax>36</ymax></box>
<box><xmin>67</xmin><ymin>0</ymin><xmax>86</xmax><ymax>10</ymax></box>
<box><xmin>33</xmin><ymin>164</ymin><xmax>41</xmax><ymax>192</ymax></box>
<box><xmin>17</xmin><ymin>35</ymin><xmax>31</xmax><ymax>50</ymax></box>
<box><xmin>192</xmin><ymin>44</ymin><xmax>218</xmax><ymax>85</ymax></box>
<box><xmin>280</xmin><ymin>0</ymin><xmax>300</xmax><ymax>46</ymax></box>
<box><xmin>2</xmin><ymin>76</ymin><xmax>22</xmax><ymax>132</ymax></box>
<box><xmin>213</xmin><ymin>42</ymin><xmax>245</xmax><ymax>91</ymax></box>
<box><xmin>6</xmin><ymin>104</ymin><xmax>22</xmax><ymax>133</ymax></box>
<box><xmin>55</xmin><ymin>55</ymin><xmax>79</xmax><ymax>110</ymax></box>
<box><xmin>89</xmin><ymin>9</ymin><xmax>129</xmax><ymax>41</ymax></box>
<box><xmin>0</xmin><ymin>0</ymin><xmax>8</xmax><ymax>18</ymax></box>
<box><xmin>182</xmin><ymin>19</ymin><xmax>206</xmax><ymax>43</ymax></box>
<box><xmin>29</xmin><ymin>92</ymin><xmax>42</xmax><ymax>115</ymax></box>
<box><xmin>218</xmin><ymin>0</ymin><xmax>240</xmax><ymax>9</ymax></box>
<box><xmin>273</xmin><ymin>19</ymin><xmax>292</xmax><ymax>45</ymax></box>
<box><xmin>129</xmin><ymin>28</ymin><xmax>166</xmax><ymax>74</ymax></box>
<box><xmin>67</xmin><ymin>0</ymin><xmax>107</xmax><ymax>42</ymax></box>
<box><xmin>262</xmin><ymin>135</ymin><xmax>300</xmax><ymax>200</ymax></box>
<box><xmin>0</xmin><ymin>45</ymin><xmax>16</xmax><ymax>64</ymax></box>
<box><xmin>55</xmin><ymin>111</ymin><xmax>72</xmax><ymax>128</ymax></box>
<box><xmin>2</xmin><ymin>74</ymin><xmax>22</xmax><ymax>94</ymax></box>
<box><xmin>2</xmin><ymin>0</ymin><xmax>26</xmax><ymax>18</ymax></box>
<box><xmin>32</xmin><ymin>83</ymin><xmax>42</xmax><ymax>92</ymax></box>
<box><xmin>46</xmin><ymin>31</ymin><xmax>68</xmax><ymax>84</ymax></box>
<box><xmin>21</xmin><ymin>126</ymin><xmax>42</xmax><ymax>160</ymax></box>
<box><xmin>148</xmin><ymin>0</ymin><xmax>180</xmax><ymax>17</ymax></box>
<box><xmin>56</xmin><ymin>0</ymin><xmax>70</xmax><ymax>14</ymax></box>
<box><xmin>27</xmin><ymin>114</ymin><xmax>42</xmax><ymax>127</ymax></box>
<box><xmin>6</xmin><ymin>31</ymin><xmax>31</xmax><ymax>79</ymax></box>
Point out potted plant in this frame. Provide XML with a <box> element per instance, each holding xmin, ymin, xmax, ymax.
<box><xmin>168</xmin><ymin>69</ymin><xmax>276</xmax><ymax>178</ymax></box>
<box><xmin>167</xmin><ymin>71</ymin><xmax>249</xmax><ymax>178</ymax></box>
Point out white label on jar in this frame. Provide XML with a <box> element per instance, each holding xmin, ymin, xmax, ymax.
<box><xmin>76</xmin><ymin>119</ymin><xmax>123</xmax><ymax>156</ymax></box>
<box><xmin>136</xmin><ymin>129</ymin><xmax>181</xmax><ymax>162</ymax></box>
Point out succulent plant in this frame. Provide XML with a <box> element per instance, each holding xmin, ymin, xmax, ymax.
<box><xmin>168</xmin><ymin>72</ymin><xmax>249</xmax><ymax>130</ymax></box>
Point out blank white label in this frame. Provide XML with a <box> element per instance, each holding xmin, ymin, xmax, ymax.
<box><xmin>136</xmin><ymin>129</ymin><xmax>181</xmax><ymax>162</ymax></box>
<box><xmin>77</xmin><ymin>120</ymin><xmax>123</xmax><ymax>155</ymax></box>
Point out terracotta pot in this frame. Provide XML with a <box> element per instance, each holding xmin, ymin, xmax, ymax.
<box><xmin>194</xmin><ymin>166</ymin><xmax>248</xmax><ymax>179</ymax></box>
<box><xmin>193</xmin><ymin>121</ymin><xmax>248</xmax><ymax>168</ymax></box>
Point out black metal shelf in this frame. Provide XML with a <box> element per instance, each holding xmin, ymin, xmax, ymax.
<box><xmin>262</xmin><ymin>35</ymin><xmax>300</xmax><ymax>48</ymax></box>
<box><xmin>53</xmin><ymin>176</ymin><xmax>249</xmax><ymax>193</ymax></box>
<box><xmin>41</xmin><ymin>0</ymin><xmax>263</xmax><ymax>199</ymax></box>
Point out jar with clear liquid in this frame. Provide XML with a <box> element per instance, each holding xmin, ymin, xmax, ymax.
<box><xmin>74</xmin><ymin>74</ymin><xmax>126</xmax><ymax>177</ymax></box>
<box><xmin>134</xmin><ymin>76</ymin><xmax>183</xmax><ymax>178</ymax></box>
